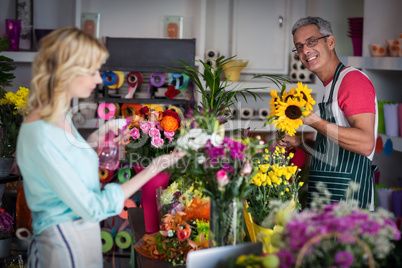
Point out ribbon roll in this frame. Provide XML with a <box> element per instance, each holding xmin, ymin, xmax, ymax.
<box><xmin>99</xmin><ymin>169</ymin><xmax>114</xmax><ymax>183</ymax></box>
<box><xmin>147</xmin><ymin>73</ymin><xmax>165</xmax><ymax>98</ymax></box>
<box><xmin>121</xmin><ymin>103</ymin><xmax>142</xmax><ymax>118</ymax></box>
<box><xmin>119</xmin><ymin>199</ymin><xmax>136</xmax><ymax>219</ymax></box>
<box><xmin>103</xmin><ymin>71</ymin><xmax>124</xmax><ymax>89</ymax></box>
<box><xmin>118</xmin><ymin>168</ymin><xmax>131</xmax><ymax>183</ymax></box>
<box><xmin>169</xmin><ymin>73</ymin><xmax>189</xmax><ymax>91</ymax></box>
<box><xmin>126</xmin><ymin>72</ymin><xmax>144</xmax><ymax>87</ymax></box>
<box><xmin>102</xmin><ymin>71</ymin><xmax>117</xmax><ymax>86</ymax></box>
<box><xmin>143</xmin><ymin>104</ymin><xmax>165</xmax><ymax>112</ymax></box>
<box><xmin>168</xmin><ymin>106</ymin><xmax>184</xmax><ymax>122</ymax></box>
<box><xmin>101</xmin><ymin>229</ymin><xmax>114</xmax><ymax>253</ymax></box>
<box><xmin>113</xmin><ymin>103</ymin><xmax>121</xmax><ymax>119</ymax></box>
<box><xmin>115</xmin><ymin>231</ymin><xmax>132</xmax><ymax>249</ymax></box>
<box><xmin>97</xmin><ymin>103</ymin><xmax>116</xmax><ymax>120</ymax></box>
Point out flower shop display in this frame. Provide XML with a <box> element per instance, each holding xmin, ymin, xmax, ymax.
<box><xmin>124</xmin><ymin>106</ymin><xmax>182</xmax><ymax>233</ymax></box>
<box><xmin>262</xmin><ymin>182</ymin><xmax>401</xmax><ymax>268</ymax></box>
<box><xmin>264</xmin><ymin>82</ymin><xmax>315</xmax><ymax>138</ymax></box>
<box><xmin>169</xmin><ymin>109</ymin><xmax>268</xmax><ymax>247</ymax></box>
<box><xmin>245</xmin><ymin>146</ymin><xmax>303</xmax><ymax>253</ymax></box>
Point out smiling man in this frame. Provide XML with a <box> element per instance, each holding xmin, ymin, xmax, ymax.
<box><xmin>279</xmin><ymin>17</ymin><xmax>378</xmax><ymax>209</ymax></box>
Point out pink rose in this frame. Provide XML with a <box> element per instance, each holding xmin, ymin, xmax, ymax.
<box><xmin>164</xmin><ymin>131</ymin><xmax>175</xmax><ymax>138</ymax></box>
<box><xmin>148</xmin><ymin>127</ymin><xmax>161</xmax><ymax>138</ymax></box>
<box><xmin>241</xmin><ymin>162</ymin><xmax>253</xmax><ymax>175</ymax></box>
<box><xmin>140</xmin><ymin>122</ymin><xmax>150</xmax><ymax>134</ymax></box>
<box><xmin>130</xmin><ymin>127</ymin><xmax>140</xmax><ymax>139</ymax></box>
<box><xmin>216</xmin><ymin>169</ymin><xmax>229</xmax><ymax>190</ymax></box>
<box><xmin>151</xmin><ymin>137</ymin><xmax>164</xmax><ymax>148</ymax></box>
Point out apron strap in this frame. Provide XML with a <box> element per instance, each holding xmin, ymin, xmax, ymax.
<box><xmin>323</xmin><ymin>62</ymin><xmax>345</xmax><ymax>103</ymax></box>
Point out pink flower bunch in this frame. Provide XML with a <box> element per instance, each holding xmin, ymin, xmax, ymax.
<box><xmin>274</xmin><ymin>201</ymin><xmax>401</xmax><ymax>268</ymax></box>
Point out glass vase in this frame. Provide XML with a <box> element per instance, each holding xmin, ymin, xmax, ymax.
<box><xmin>209</xmin><ymin>197</ymin><xmax>244</xmax><ymax>247</ymax></box>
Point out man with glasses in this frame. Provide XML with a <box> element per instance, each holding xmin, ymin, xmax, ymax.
<box><xmin>278</xmin><ymin>17</ymin><xmax>378</xmax><ymax>210</ymax></box>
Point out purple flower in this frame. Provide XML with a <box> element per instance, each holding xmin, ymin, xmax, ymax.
<box><xmin>334</xmin><ymin>250</ymin><xmax>354</xmax><ymax>268</ymax></box>
<box><xmin>222</xmin><ymin>163</ymin><xmax>235</xmax><ymax>174</ymax></box>
<box><xmin>276</xmin><ymin>250</ymin><xmax>295</xmax><ymax>268</ymax></box>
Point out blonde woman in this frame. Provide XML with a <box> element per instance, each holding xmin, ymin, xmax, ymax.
<box><xmin>16</xmin><ymin>26</ymin><xmax>184</xmax><ymax>267</ymax></box>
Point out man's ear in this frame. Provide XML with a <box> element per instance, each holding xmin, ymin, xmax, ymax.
<box><xmin>327</xmin><ymin>35</ymin><xmax>335</xmax><ymax>50</ymax></box>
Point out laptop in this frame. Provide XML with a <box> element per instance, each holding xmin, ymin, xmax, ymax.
<box><xmin>186</xmin><ymin>242</ymin><xmax>263</xmax><ymax>268</ymax></box>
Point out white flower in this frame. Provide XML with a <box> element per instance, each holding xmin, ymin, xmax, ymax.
<box><xmin>197</xmin><ymin>154</ymin><xmax>206</xmax><ymax>164</ymax></box>
<box><xmin>167</xmin><ymin>229</ymin><xmax>174</xmax><ymax>237</ymax></box>
<box><xmin>210</xmin><ymin>133</ymin><xmax>223</xmax><ymax>147</ymax></box>
<box><xmin>189</xmin><ymin>133</ymin><xmax>210</xmax><ymax>150</ymax></box>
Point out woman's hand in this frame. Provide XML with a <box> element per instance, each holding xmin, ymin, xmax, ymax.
<box><xmin>148</xmin><ymin>148</ymin><xmax>187</xmax><ymax>175</ymax></box>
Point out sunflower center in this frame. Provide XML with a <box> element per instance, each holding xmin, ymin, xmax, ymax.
<box><xmin>285</xmin><ymin>105</ymin><xmax>302</xmax><ymax>119</ymax></box>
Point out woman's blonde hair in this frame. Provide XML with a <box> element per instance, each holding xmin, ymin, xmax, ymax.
<box><xmin>27</xmin><ymin>26</ymin><xmax>108</xmax><ymax>123</ymax></box>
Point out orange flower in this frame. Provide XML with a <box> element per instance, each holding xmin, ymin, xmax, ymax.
<box><xmin>160</xmin><ymin>115</ymin><xmax>179</xmax><ymax>132</ymax></box>
<box><xmin>176</xmin><ymin>223</ymin><xmax>191</xmax><ymax>242</ymax></box>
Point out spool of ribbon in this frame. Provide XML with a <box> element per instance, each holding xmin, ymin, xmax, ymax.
<box><xmin>101</xmin><ymin>229</ymin><xmax>114</xmax><ymax>253</ymax></box>
<box><xmin>115</xmin><ymin>230</ymin><xmax>132</xmax><ymax>249</ymax></box>
<box><xmin>102</xmin><ymin>71</ymin><xmax>124</xmax><ymax>89</ymax></box>
<box><xmin>121</xmin><ymin>103</ymin><xmax>142</xmax><ymax>118</ymax></box>
<box><xmin>112</xmin><ymin>103</ymin><xmax>120</xmax><ymax>119</ymax></box>
<box><xmin>118</xmin><ymin>168</ymin><xmax>131</xmax><ymax>183</ymax></box>
<box><xmin>169</xmin><ymin>73</ymin><xmax>189</xmax><ymax>91</ymax></box>
<box><xmin>143</xmin><ymin>104</ymin><xmax>165</xmax><ymax>112</ymax></box>
<box><xmin>168</xmin><ymin>106</ymin><xmax>184</xmax><ymax>122</ymax></box>
<box><xmin>99</xmin><ymin>169</ymin><xmax>114</xmax><ymax>183</ymax></box>
<box><xmin>147</xmin><ymin>73</ymin><xmax>165</xmax><ymax>98</ymax></box>
<box><xmin>97</xmin><ymin>103</ymin><xmax>116</xmax><ymax>120</ymax></box>
<box><xmin>125</xmin><ymin>72</ymin><xmax>144</xmax><ymax>99</ymax></box>
<box><xmin>118</xmin><ymin>198</ymin><xmax>136</xmax><ymax>219</ymax></box>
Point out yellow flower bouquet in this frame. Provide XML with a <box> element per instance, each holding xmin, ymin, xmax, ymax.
<box><xmin>0</xmin><ymin>86</ymin><xmax>29</xmax><ymax>157</ymax></box>
<box><xmin>264</xmin><ymin>82</ymin><xmax>315</xmax><ymax>137</ymax></box>
<box><xmin>244</xmin><ymin>146</ymin><xmax>303</xmax><ymax>253</ymax></box>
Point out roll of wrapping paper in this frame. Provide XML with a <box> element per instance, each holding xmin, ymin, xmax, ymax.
<box><xmin>115</xmin><ymin>230</ymin><xmax>132</xmax><ymax>249</ymax></box>
<box><xmin>121</xmin><ymin>103</ymin><xmax>142</xmax><ymax>118</ymax></box>
<box><xmin>377</xmin><ymin>101</ymin><xmax>385</xmax><ymax>134</ymax></box>
<box><xmin>118</xmin><ymin>168</ymin><xmax>131</xmax><ymax>183</ymax></box>
<box><xmin>383</xmin><ymin>103</ymin><xmax>399</xmax><ymax>136</ymax></box>
<box><xmin>107</xmin><ymin>71</ymin><xmax>124</xmax><ymax>89</ymax></box>
<box><xmin>147</xmin><ymin>73</ymin><xmax>165</xmax><ymax>98</ymax></box>
<box><xmin>169</xmin><ymin>73</ymin><xmax>189</xmax><ymax>91</ymax></box>
<box><xmin>168</xmin><ymin>106</ymin><xmax>184</xmax><ymax>122</ymax></box>
<box><xmin>102</xmin><ymin>71</ymin><xmax>117</xmax><ymax>86</ymax></box>
<box><xmin>99</xmin><ymin>168</ymin><xmax>114</xmax><ymax>183</ymax></box>
<box><xmin>119</xmin><ymin>198</ymin><xmax>136</xmax><ymax>219</ymax></box>
<box><xmin>101</xmin><ymin>229</ymin><xmax>114</xmax><ymax>253</ymax></box>
<box><xmin>97</xmin><ymin>103</ymin><xmax>116</xmax><ymax>120</ymax></box>
<box><xmin>113</xmin><ymin>103</ymin><xmax>120</xmax><ymax>119</ymax></box>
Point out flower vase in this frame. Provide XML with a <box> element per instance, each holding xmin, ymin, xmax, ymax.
<box><xmin>0</xmin><ymin>237</ymin><xmax>11</xmax><ymax>259</ymax></box>
<box><xmin>133</xmin><ymin>165</ymin><xmax>170</xmax><ymax>234</ymax></box>
<box><xmin>0</xmin><ymin>157</ymin><xmax>14</xmax><ymax>178</ymax></box>
<box><xmin>209</xmin><ymin>198</ymin><xmax>244</xmax><ymax>247</ymax></box>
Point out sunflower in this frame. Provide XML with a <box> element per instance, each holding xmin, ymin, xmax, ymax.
<box><xmin>274</xmin><ymin>97</ymin><xmax>309</xmax><ymax>136</ymax></box>
<box><xmin>295</xmin><ymin>82</ymin><xmax>315</xmax><ymax>111</ymax></box>
<box><xmin>268</xmin><ymin>89</ymin><xmax>281</xmax><ymax>117</ymax></box>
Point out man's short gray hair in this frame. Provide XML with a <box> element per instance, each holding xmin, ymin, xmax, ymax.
<box><xmin>292</xmin><ymin>16</ymin><xmax>333</xmax><ymax>36</ymax></box>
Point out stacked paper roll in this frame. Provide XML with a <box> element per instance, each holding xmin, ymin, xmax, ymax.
<box><xmin>383</xmin><ymin>103</ymin><xmax>399</xmax><ymax>136</ymax></box>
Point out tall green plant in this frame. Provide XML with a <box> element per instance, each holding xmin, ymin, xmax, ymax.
<box><xmin>169</xmin><ymin>55</ymin><xmax>290</xmax><ymax>117</ymax></box>
<box><xmin>0</xmin><ymin>37</ymin><xmax>16</xmax><ymax>88</ymax></box>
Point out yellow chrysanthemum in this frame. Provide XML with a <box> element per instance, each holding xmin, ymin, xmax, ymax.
<box><xmin>259</xmin><ymin>164</ymin><xmax>270</xmax><ymax>173</ymax></box>
<box><xmin>296</xmin><ymin>82</ymin><xmax>316</xmax><ymax>111</ymax></box>
<box><xmin>274</xmin><ymin>97</ymin><xmax>309</xmax><ymax>136</ymax></box>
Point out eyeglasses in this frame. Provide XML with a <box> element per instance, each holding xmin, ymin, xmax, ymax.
<box><xmin>292</xmin><ymin>35</ymin><xmax>330</xmax><ymax>54</ymax></box>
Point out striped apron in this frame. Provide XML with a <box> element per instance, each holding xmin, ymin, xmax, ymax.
<box><xmin>308</xmin><ymin>62</ymin><xmax>374</xmax><ymax>209</ymax></box>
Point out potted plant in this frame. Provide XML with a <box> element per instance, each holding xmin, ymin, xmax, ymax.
<box><xmin>0</xmin><ymin>36</ymin><xmax>28</xmax><ymax>177</ymax></box>
<box><xmin>0</xmin><ymin>207</ymin><xmax>14</xmax><ymax>258</ymax></box>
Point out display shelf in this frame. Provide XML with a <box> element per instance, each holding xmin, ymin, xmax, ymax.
<box><xmin>94</xmin><ymin>97</ymin><xmax>188</xmax><ymax>105</ymax></box>
<box><xmin>0</xmin><ymin>174</ymin><xmax>20</xmax><ymax>184</ymax></box>
<box><xmin>378</xmin><ymin>133</ymin><xmax>402</xmax><ymax>152</ymax></box>
<box><xmin>339</xmin><ymin>56</ymin><xmax>363</xmax><ymax>69</ymax></box>
<box><xmin>224</xmin><ymin>119</ymin><xmax>315</xmax><ymax>133</ymax></box>
<box><xmin>364</xmin><ymin>57</ymin><xmax>402</xmax><ymax>71</ymax></box>
<box><xmin>2</xmin><ymin>51</ymin><xmax>37</xmax><ymax>63</ymax></box>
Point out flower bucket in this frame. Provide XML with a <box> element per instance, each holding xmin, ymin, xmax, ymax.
<box><xmin>209</xmin><ymin>198</ymin><xmax>244</xmax><ymax>247</ymax></box>
<box><xmin>133</xmin><ymin>165</ymin><xmax>170</xmax><ymax>233</ymax></box>
<box><xmin>0</xmin><ymin>157</ymin><xmax>14</xmax><ymax>178</ymax></box>
<box><xmin>222</xmin><ymin>60</ymin><xmax>248</xmax><ymax>81</ymax></box>
<box><xmin>0</xmin><ymin>237</ymin><xmax>11</xmax><ymax>259</ymax></box>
